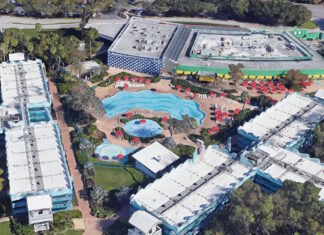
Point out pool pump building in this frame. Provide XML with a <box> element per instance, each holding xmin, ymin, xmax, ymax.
<box><xmin>0</xmin><ymin>54</ymin><xmax>73</xmax><ymax>232</ymax></box>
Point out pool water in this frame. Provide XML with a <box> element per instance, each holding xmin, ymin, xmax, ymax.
<box><xmin>102</xmin><ymin>90</ymin><xmax>205</xmax><ymax>125</ymax></box>
<box><xmin>28</xmin><ymin>108</ymin><xmax>50</xmax><ymax>123</ymax></box>
<box><xmin>124</xmin><ymin>119</ymin><xmax>162</xmax><ymax>138</ymax></box>
<box><xmin>101</xmin><ymin>144</ymin><xmax>126</xmax><ymax>158</ymax></box>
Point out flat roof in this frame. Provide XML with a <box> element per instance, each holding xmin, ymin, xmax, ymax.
<box><xmin>109</xmin><ymin>17</ymin><xmax>178</xmax><ymax>59</ymax></box>
<box><xmin>191</xmin><ymin>31</ymin><xmax>308</xmax><ymax>60</ymax></box>
<box><xmin>132</xmin><ymin>142</ymin><xmax>180</xmax><ymax>174</ymax></box>
<box><xmin>129</xmin><ymin>210</ymin><xmax>161</xmax><ymax>233</ymax></box>
<box><xmin>0</xmin><ymin>59</ymin><xmax>50</xmax><ymax>108</ymax></box>
<box><xmin>5</xmin><ymin>122</ymin><xmax>71</xmax><ymax>195</ymax></box>
<box><xmin>239</xmin><ymin>93</ymin><xmax>324</xmax><ymax>147</ymax></box>
<box><xmin>27</xmin><ymin>194</ymin><xmax>52</xmax><ymax>211</ymax></box>
<box><xmin>177</xmin><ymin>30</ymin><xmax>324</xmax><ymax>70</ymax></box>
<box><xmin>131</xmin><ymin>146</ymin><xmax>252</xmax><ymax>228</ymax></box>
<box><xmin>257</xmin><ymin>144</ymin><xmax>324</xmax><ymax>200</ymax></box>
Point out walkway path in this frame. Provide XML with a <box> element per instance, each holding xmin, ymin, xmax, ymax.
<box><xmin>49</xmin><ymin>79</ymin><xmax>116</xmax><ymax>235</ymax></box>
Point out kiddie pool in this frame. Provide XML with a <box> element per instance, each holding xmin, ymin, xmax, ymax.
<box><xmin>123</xmin><ymin>119</ymin><xmax>162</xmax><ymax>138</ymax></box>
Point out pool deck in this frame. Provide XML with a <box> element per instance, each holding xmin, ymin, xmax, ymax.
<box><xmin>93</xmin><ymin>72</ymin><xmax>324</xmax><ymax>149</ymax></box>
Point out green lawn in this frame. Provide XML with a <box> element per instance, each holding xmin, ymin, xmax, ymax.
<box><xmin>94</xmin><ymin>163</ymin><xmax>145</xmax><ymax>193</ymax></box>
<box><xmin>299</xmin><ymin>20</ymin><xmax>318</xmax><ymax>29</ymax></box>
<box><xmin>0</xmin><ymin>221</ymin><xmax>12</xmax><ymax>235</ymax></box>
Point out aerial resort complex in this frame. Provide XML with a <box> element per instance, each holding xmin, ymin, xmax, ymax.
<box><xmin>107</xmin><ymin>17</ymin><xmax>324</xmax><ymax>79</ymax></box>
<box><xmin>0</xmin><ymin>4</ymin><xmax>324</xmax><ymax>234</ymax></box>
<box><xmin>0</xmin><ymin>54</ymin><xmax>73</xmax><ymax>232</ymax></box>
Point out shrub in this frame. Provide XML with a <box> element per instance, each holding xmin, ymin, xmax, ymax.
<box><xmin>173</xmin><ymin>144</ymin><xmax>195</xmax><ymax>158</ymax></box>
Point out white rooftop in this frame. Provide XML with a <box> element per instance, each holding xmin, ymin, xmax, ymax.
<box><xmin>27</xmin><ymin>194</ymin><xmax>52</xmax><ymax>211</ymax></box>
<box><xmin>239</xmin><ymin>93</ymin><xmax>324</xmax><ymax>147</ymax></box>
<box><xmin>9</xmin><ymin>53</ymin><xmax>25</xmax><ymax>62</ymax></box>
<box><xmin>132</xmin><ymin>141</ymin><xmax>180</xmax><ymax>174</ymax></box>
<box><xmin>5</xmin><ymin>122</ymin><xmax>71</xmax><ymax>195</ymax></box>
<box><xmin>131</xmin><ymin>146</ymin><xmax>252</xmax><ymax>228</ymax></box>
<box><xmin>129</xmin><ymin>210</ymin><xmax>162</xmax><ymax>233</ymax></box>
<box><xmin>314</xmin><ymin>89</ymin><xmax>324</xmax><ymax>100</ymax></box>
<box><xmin>257</xmin><ymin>144</ymin><xmax>324</xmax><ymax>200</ymax></box>
<box><xmin>0</xmin><ymin>59</ymin><xmax>50</xmax><ymax>108</ymax></box>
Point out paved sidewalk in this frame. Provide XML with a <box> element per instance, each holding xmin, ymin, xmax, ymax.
<box><xmin>49</xmin><ymin>79</ymin><xmax>115</xmax><ymax>234</ymax></box>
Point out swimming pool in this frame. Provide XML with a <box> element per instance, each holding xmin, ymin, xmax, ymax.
<box><xmin>124</xmin><ymin>119</ymin><xmax>162</xmax><ymax>138</ymax></box>
<box><xmin>95</xmin><ymin>139</ymin><xmax>134</xmax><ymax>163</ymax></box>
<box><xmin>102</xmin><ymin>90</ymin><xmax>205</xmax><ymax>125</ymax></box>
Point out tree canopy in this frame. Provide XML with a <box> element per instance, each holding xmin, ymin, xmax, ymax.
<box><xmin>144</xmin><ymin>0</ymin><xmax>312</xmax><ymax>26</ymax></box>
<box><xmin>204</xmin><ymin>180</ymin><xmax>324</xmax><ymax>235</ymax></box>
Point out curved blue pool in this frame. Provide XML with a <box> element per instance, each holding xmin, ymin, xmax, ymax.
<box><xmin>124</xmin><ymin>119</ymin><xmax>162</xmax><ymax>138</ymax></box>
<box><xmin>102</xmin><ymin>90</ymin><xmax>205</xmax><ymax>125</ymax></box>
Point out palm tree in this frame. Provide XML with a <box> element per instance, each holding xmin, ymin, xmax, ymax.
<box><xmin>240</xmin><ymin>91</ymin><xmax>250</xmax><ymax>109</ymax></box>
<box><xmin>229</xmin><ymin>63</ymin><xmax>244</xmax><ymax>86</ymax></box>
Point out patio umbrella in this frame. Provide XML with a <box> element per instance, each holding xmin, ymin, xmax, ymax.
<box><xmin>126</xmin><ymin>112</ymin><xmax>133</xmax><ymax>118</ymax></box>
<box><xmin>145</xmin><ymin>78</ymin><xmax>151</xmax><ymax>84</ymax></box>
<box><xmin>216</xmin><ymin>115</ymin><xmax>223</xmax><ymax>121</ymax></box>
<box><xmin>234</xmin><ymin>108</ymin><xmax>241</xmax><ymax>115</ymax></box>
<box><xmin>140</xmin><ymin>119</ymin><xmax>146</xmax><ymax>124</ymax></box>
<box><xmin>223</xmin><ymin>112</ymin><xmax>229</xmax><ymax>118</ymax></box>
<box><xmin>260</xmin><ymin>81</ymin><xmax>265</xmax><ymax>86</ymax></box>
<box><xmin>288</xmin><ymin>88</ymin><xmax>294</xmax><ymax>93</ymax></box>
<box><xmin>216</xmin><ymin>109</ymin><xmax>222</xmax><ymax>115</ymax></box>
<box><xmin>185</xmin><ymin>87</ymin><xmax>191</xmax><ymax>93</ymax></box>
<box><xmin>209</xmin><ymin>91</ymin><xmax>215</xmax><ymax>97</ymax></box>
<box><xmin>117</xmin><ymin>154</ymin><xmax>124</xmax><ymax>159</ymax></box>
<box><xmin>220</xmin><ymin>92</ymin><xmax>226</xmax><ymax>98</ymax></box>
<box><xmin>212</xmin><ymin>126</ymin><xmax>219</xmax><ymax>133</ymax></box>
<box><xmin>176</xmin><ymin>85</ymin><xmax>182</xmax><ymax>91</ymax></box>
<box><xmin>138</xmin><ymin>77</ymin><xmax>144</xmax><ymax>83</ymax></box>
<box><xmin>132</xmin><ymin>137</ymin><xmax>139</xmax><ymax>144</ymax></box>
<box><xmin>123</xmin><ymin>83</ymin><xmax>129</xmax><ymax>89</ymax></box>
<box><xmin>242</xmin><ymin>81</ymin><xmax>248</xmax><ymax>87</ymax></box>
<box><xmin>193</xmin><ymin>92</ymin><xmax>198</xmax><ymax>98</ymax></box>
<box><xmin>251</xmin><ymin>81</ymin><xmax>257</xmax><ymax>87</ymax></box>
<box><xmin>208</xmin><ymin>129</ymin><xmax>213</xmax><ymax>135</ymax></box>
<box><xmin>115</xmin><ymin>76</ymin><xmax>121</xmax><ymax>81</ymax></box>
<box><xmin>131</xmin><ymin>76</ymin><xmax>137</xmax><ymax>82</ymax></box>
<box><xmin>268</xmin><ymin>81</ymin><xmax>274</xmax><ymax>86</ymax></box>
<box><xmin>162</xmin><ymin>117</ymin><xmax>168</xmax><ymax>123</ymax></box>
<box><xmin>123</xmin><ymin>76</ymin><xmax>129</xmax><ymax>81</ymax></box>
<box><xmin>115</xmin><ymin>130</ymin><xmax>123</xmax><ymax>138</ymax></box>
<box><xmin>280</xmin><ymin>87</ymin><xmax>286</xmax><ymax>92</ymax></box>
<box><xmin>271</xmin><ymin>87</ymin><xmax>277</xmax><ymax>92</ymax></box>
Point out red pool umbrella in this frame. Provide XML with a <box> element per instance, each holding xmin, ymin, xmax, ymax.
<box><xmin>268</xmin><ymin>81</ymin><xmax>274</xmax><ymax>86</ymax></box>
<box><xmin>185</xmin><ymin>87</ymin><xmax>191</xmax><ymax>93</ymax></box>
<box><xmin>123</xmin><ymin>76</ymin><xmax>129</xmax><ymax>81</ymax></box>
<box><xmin>288</xmin><ymin>88</ymin><xmax>294</xmax><ymax>93</ymax></box>
<box><xmin>259</xmin><ymin>81</ymin><xmax>265</xmax><ymax>86</ymax></box>
<box><xmin>126</xmin><ymin>112</ymin><xmax>133</xmax><ymax>118</ymax></box>
<box><xmin>115</xmin><ymin>76</ymin><xmax>121</xmax><ymax>81</ymax></box>
<box><xmin>193</xmin><ymin>92</ymin><xmax>198</xmax><ymax>98</ymax></box>
<box><xmin>212</xmin><ymin>126</ymin><xmax>219</xmax><ymax>133</ymax></box>
<box><xmin>220</xmin><ymin>93</ymin><xmax>226</xmax><ymax>98</ymax></box>
<box><xmin>208</xmin><ymin>129</ymin><xmax>213</xmax><ymax>135</ymax></box>
<box><xmin>234</xmin><ymin>108</ymin><xmax>241</xmax><ymax>115</ymax></box>
<box><xmin>138</xmin><ymin>77</ymin><xmax>144</xmax><ymax>83</ymax></box>
<box><xmin>272</xmin><ymin>87</ymin><xmax>277</xmax><ymax>92</ymax></box>
<box><xmin>242</xmin><ymin>81</ymin><xmax>248</xmax><ymax>86</ymax></box>
<box><xmin>140</xmin><ymin>119</ymin><xmax>146</xmax><ymax>124</ymax></box>
<box><xmin>280</xmin><ymin>87</ymin><xmax>286</xmax><ymax>92</ymax></box>
<box><xmin>306</xmin><ymin>81</ymin><xmax>312</xmax><ymax>86</ymax></box>
<box><xmin>145</xmin><ymin>78</ymin><xmax>151</xmax><ymax>84</ymax></box>
<box><xmin>209</xmin><ymin>91</ymin><xmax>215</xmax><ymax>97</ymax></box>
<box><xmin>132</xmin><ymin>137</ymin><xmax>139</xmax><ymax>144</ymax></box>
<box><xmin>117</xmin><ymin>154</ymin><xmax>124</xmax><ymax>159</ymax></box>
<box><xmin>216</xmin><ymin>115</ymin><xmax>223</xmax><ymax>121</ymax></box>
<box><xmin>223</xmin><ymin>112</ymin><xmax>229</xmax><ymax>118</ymax></box>
<box><xmin>216</xmin><ymin>109</ymin><xmax>222</xmax><ymax>115</ymax></box>
<box><xmin>123</xmin><ymin>83</ymin><xmax>128</xmax><ymax>89</ymax></box>
<box><xmin>115</xmin><ymin>129</ymin><xmax>123</xmax><ymax>138</ymax></box>
<box><xmin>162</xmin><ymin>117</ymin><xmax>168</xmax><ymax>123</ymax></box>
<box><xmin>261</xmin><ymin>87</ymin><xmax>268</xmax><ymax>93</ymax></box>
<box><xmin>176</xmin><ymin>85</ymin><xmax>182</xmax><ymax>91</ymax></box>
<box><xmin>131</xmin><ymin>76</ymin><xmax>137</xmax><ymax>82</ymax></box>
<box><xmin>251</xmin><ymin>81</ymin><xmax>257</xmax><ymax>87</ymax></box>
